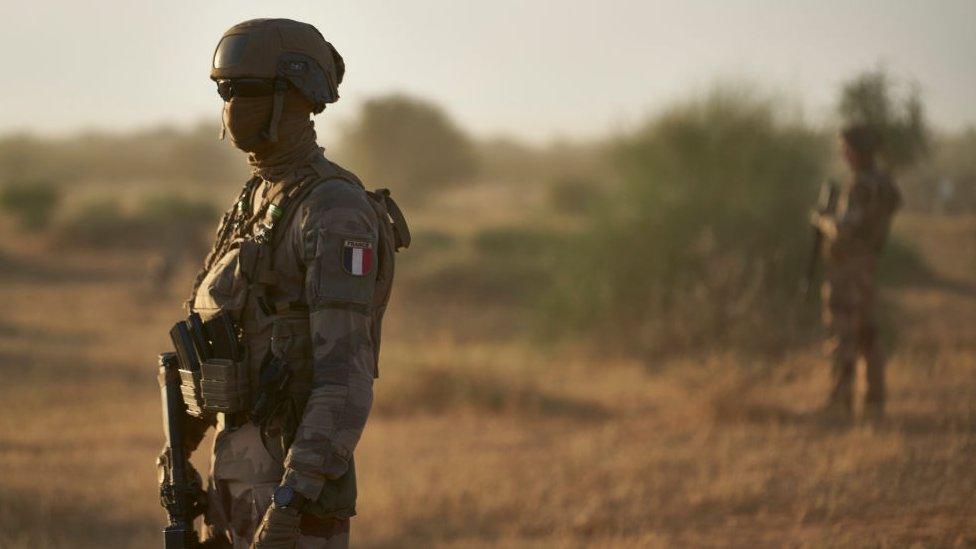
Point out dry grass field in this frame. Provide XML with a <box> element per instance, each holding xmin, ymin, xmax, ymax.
<box><xmin>0</xmin><ymin>199</ymin><xmax>975</xmax><ymax>547</ymax></box>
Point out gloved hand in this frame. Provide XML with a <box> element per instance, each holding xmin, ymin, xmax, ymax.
<box><xmin>809</xmin><ymin>210</ymin><xmax>824</xmax><ymax>229</ymax></box>
<box><xmin>156</xmin><ymin>446</ymin><xmax>207</xmax><ymax>514</ymax></box>
<box><xmin>251</xmin><ymin>503</ymin><xmax>302</xmax><ymax>548</ymax></box>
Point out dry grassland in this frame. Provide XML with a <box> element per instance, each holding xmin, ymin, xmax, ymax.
<box><xmin>0</xmin><ymin>208</ymin><xmax>974</xmax><ymax>547</ymax></box>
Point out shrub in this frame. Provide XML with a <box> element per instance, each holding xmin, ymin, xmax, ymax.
<box><xmin>0</xmin><ymin>181</ymin><xmax>61</xmax><ymax>231</ymax></box>
<box><xmin>472</xmin><ymin>226</ymin><xmax>560</xmax><ymax>256</ymax></box>
<box><xmin>58</xmin><ymin>198</ymin><xmax>135</xmax><ymax>247</ymax></box>
<box><xmin>339</xmin><ymin>94</ymin><xmax>477</xmax><ymax>203</ymax></box>
<box><xmin>409</xmin><ymin>229</ymin><xmax>456</xmax><ymax>251</ymax></box>
<box><xmin>138</xmin><ymin>193</ymin><xmax>220</xmax><ymax>227</ymax></box>
<box><xmin>57</xmin><ymin>193</ymin><xmax>219</xmax><ymax>250</ymax></box>
<box><xmin>548</xmin><ymin>176</ymin><xmax>603</xmax><ymax>215</ymax></box>
<box><xmin>543</xmin><ymin>88</ymin><xmax>829</xmax><ymax>354</ymax></box>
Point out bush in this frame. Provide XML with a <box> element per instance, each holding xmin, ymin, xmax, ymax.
<box><xmin>543</xmin><ymin>88</ymin><xmax>829</xmax><ymax>354</ymax></box>
<box><xmin>0</xmin><ymin>124</ymin><xmax>249</xmax><ymax>189</ymax></box>
<box><xmin>59</xmin><ymin>198</ymin><xmax>135</xmax><ymax>247</ymax></box>
<box><xmin>472</xmin><ymin>226</ymin><xmax>560</xmax><ymax>256</ymax></box>
<box><xmin>409</xmin><ymin>229</ymin><xmax>456</xmax><ymax>251</ymax></box>
<box><xmin>57</xmin><ymin>193</ymin><xmax>219</xmax><ymax>250</ymax></box>
<box><xmin>548</xmin><ymin>176</ymin><xmax>603</xmax><ymax>215</ymax></box>
<box><xmin>0</xmin><ymin>181</ymin><xmax>61</xmax><ymax>231</ymax></box>
<box><xmin>139</xmin><ymin>193</ymin><xmax>220</xmax><ymax>228</ymax></box>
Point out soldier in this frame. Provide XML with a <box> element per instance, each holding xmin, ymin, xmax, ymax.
<box><xmin>157</xmin><ymin>18</ymin><xmax>409</xmax><ymax>548</ymax></box>
<box><xmin>809</xmin><ymin>124</ymin><xmax>901</xmax><ymax>422</ymax></box>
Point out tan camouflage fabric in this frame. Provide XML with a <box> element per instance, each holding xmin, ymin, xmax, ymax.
<box><xmin>820</xmin><ymin>168</ymin><xmax>900</xmax><ymax>411</ymax></box>
<box><xmin>202</xmin><ymin>423</ymin><xmax>350</xmax><ymax>548</ymax></box>
<box><xmin>191</xmin><ymin>149</ymin><xmax>387</xmax><ymax>547</ymax></box>
<box><xmin>821</xmin><ymin>255</ymin><xmax>885</xmax><ymax>410</ymax></box>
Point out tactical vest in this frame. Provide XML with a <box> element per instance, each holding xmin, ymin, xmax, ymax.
<box><xmin>832</xmin><ymin>169</ymin><xmax>901</xmax><ymax>260</ymax></box>
<box><xmin>187</xmin><ymin>157</ymin><xmax>408</xmax><ymax>449</ymax></box>
<box><xmin>869</xmin><ymin>171</ymin><xmax>901</xmax><ymax>251</ymax></box>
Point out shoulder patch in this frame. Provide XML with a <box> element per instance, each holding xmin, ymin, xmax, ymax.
<box><xmin>341</xmin><ymin>239</ymin><xmax>374</xmax><ymax>276</ymax></box>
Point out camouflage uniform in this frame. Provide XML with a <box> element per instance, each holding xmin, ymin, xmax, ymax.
<box><xmin>190</xmin><ymin>157</ymin><xmax>391</xmax><ymax>547</ymax></box>
<box><xmin>819</xmin><ymin>167</ymin><xmax>900</xmax><ymax>414</ymax></box>
<box><xmin>166</xmin><ymin>19</ymin><xmax>407</xmax><ymax>549</ymax></box>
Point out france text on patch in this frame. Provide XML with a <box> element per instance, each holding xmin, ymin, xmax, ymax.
<box><xmin>342</xmin><ymin>239</ymin><xmax>374</xmax><ymax>276</ymax></box>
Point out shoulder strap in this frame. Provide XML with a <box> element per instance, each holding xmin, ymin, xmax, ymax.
<box><xmin>269</xmin><ymin>159</ymin><xmax>362</xmax><ymax>250</ymax></box>
<box><xmin>249</xmin><ymin>162</ymin><xmax>362</xmax><ymax>315</ymax></box>
<box><xmin>367</xmin><ymin>188</ymin><xmax>411</xmax><ymax>251</ymax></box>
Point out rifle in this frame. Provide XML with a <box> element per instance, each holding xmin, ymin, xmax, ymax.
<box><xmin>802</xmin><ymin>179</ymin><xmax>840</xmax><ymax>300</ymax></box>
<box><xmin>158</xmin><ymin>352</ymin><xmax>206</xmax><ymax>548</ymax></box>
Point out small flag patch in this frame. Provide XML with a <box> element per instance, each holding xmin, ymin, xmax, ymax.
<box><xmin>342</xmin><ymin>239</ymin><xmax>374</xmax><ymax>276</ymax></box>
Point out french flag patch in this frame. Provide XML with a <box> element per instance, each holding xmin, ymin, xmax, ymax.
<box><xmin>342</xmin><ymin>239</ymin><xmax>374</xmax><ymax>276</ymax></box>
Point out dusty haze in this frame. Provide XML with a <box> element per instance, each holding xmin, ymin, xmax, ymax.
<box><xmin>2</xmin><ymin>0</ymin><xmax>975</xmax><ymax>140</ymax></box>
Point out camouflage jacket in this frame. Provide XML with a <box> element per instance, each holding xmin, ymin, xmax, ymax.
<box><xmin>825</xmin><ymin>167</ymin><xmax>901</xmax><ymax>264</ymax></box>
<box><xmin>190</xmin><ymin>152</ymin><xmax>397</xmax><ymax>504</ymax></box>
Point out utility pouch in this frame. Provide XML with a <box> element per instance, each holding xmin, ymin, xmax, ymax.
<box><xmin>200</xmin><ymin>358</ymin><xmax>251</xmax><ymax>413</ymax></box>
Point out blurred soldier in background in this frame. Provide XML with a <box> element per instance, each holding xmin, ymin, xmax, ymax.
<box><xmin>157</xmin><ymin>18</ymin><xmax>408</xmax><ymax>548</ymax></box>
<box><xmin>809</xmin><ymin>125</ymin><xmax>901</xmax><ymax>423</ymax></box>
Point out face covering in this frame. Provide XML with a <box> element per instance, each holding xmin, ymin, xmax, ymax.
<box><xmin>223</xmin><ymin>95</ymin><xmax>275</xmax><ymax>153</ymax></box>
<box><xmin>222</xmin><ymin>89</ymin><xmax>321</xmax><ymax>179</ymax></box>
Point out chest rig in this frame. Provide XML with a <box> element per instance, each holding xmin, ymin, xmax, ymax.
<box><xmin>184</xmin><ymin>157</ymin><xmax>408</xmax><ymax>439</ymax></box>
<box><xmin>190</xmin><ymin>157</ymin><xmax>407</xmax><ymax>319</ymax></box>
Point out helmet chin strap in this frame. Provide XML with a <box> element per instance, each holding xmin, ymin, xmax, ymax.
<box><xmin>218</xmin><ymin>80</ymin><xmax>286</xmax><ymax>145</ymax></box>
<box><xmin>218</xmin><ymin>103</ymin><xmax>227</xmax><ymax>140</ymax></box>
<box><xmin>263</xmin><ymin>80</ymin><xmax>289</xmax><ymax>143</ymax></box>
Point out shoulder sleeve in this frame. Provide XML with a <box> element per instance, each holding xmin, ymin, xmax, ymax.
<box><xmin>299</xmin><ymin>178</ymin><xmax>380</xmax><ymax>310</ymax></box>
<box><xmin>282</xmin><ymin>178</ymin><xmax>380</xmax><ymax>498</ymax></box>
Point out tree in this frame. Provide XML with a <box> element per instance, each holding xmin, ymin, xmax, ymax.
<box><xmin>339</xmin><ymin>95</ymin><xmax>477</xmax><ymax>203</ymax></box>
<box><xmin>838</xmin><ymin>68</ymin><xmax>929</xmax><ymax>171</ymax></box>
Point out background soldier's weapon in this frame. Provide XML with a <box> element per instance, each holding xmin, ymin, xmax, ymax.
<box><xmin>802</xmin><ymin>179</ymin><xmax>840</xmax><ymax>300</ymax></box>
<box><xmin>158</xmin><ymin>352</ymin><xmax>206</xmax><ymax>548</ymax></box>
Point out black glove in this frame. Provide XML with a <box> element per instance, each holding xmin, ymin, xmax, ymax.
<box><xmin>251</xmin><ymin>502</ymin><xmax>302</xmax><ymax>548</ymax></box>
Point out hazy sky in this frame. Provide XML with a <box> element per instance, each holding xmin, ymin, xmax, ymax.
<box><xmin>3</xmin><ymin>1</ymin><xmax>974</xmax><ymax>141</ymax></box>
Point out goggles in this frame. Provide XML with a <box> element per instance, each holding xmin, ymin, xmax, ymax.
<box><xmin>215</xmin><ymin>79</ymin><xmax>282</xmax><ymax>101</ymax></box>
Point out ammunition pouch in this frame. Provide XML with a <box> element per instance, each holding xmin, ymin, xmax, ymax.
<box><xmin>177</xmin><ymin>359</ymin><xmax>251</xmax><ymax>416</ymax></box>
<box><xmin>200</xmin><ymin>359</ymin><xmax>252</xmax><ymax>414</ymax></box>
<box><xmin>168</xmin><ymin>311</ymin><xmax>247</xmax><ymax>418</ymax></box>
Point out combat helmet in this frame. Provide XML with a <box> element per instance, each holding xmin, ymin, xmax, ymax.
<box><xmin>211</xmin><ymin>18</ymin><xmax>345</xmax><ymax>141</ymax></box>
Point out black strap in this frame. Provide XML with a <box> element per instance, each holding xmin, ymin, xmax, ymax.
<box><xmin>369</xmin><ymin>188</ymin><xmax>411</xmax><ymax>251</ymax></box>
<box><xmin>265</xmin><ymin>80</ymin><xmax>289</xmax><ymax>143</ymax></box>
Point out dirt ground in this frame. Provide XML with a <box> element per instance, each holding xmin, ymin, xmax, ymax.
<box><xmin>1</xmin><ymin>212</ymin><xmax>975</xmax><ymax>548</ymax></box>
